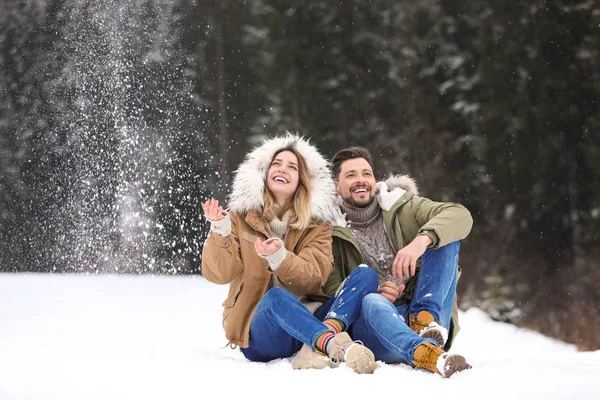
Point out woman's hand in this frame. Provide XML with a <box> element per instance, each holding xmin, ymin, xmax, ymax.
<box><xmin>202</xmin><ymin>199</ymin><xmax>226</xmax><ymax>221</ymax></box>
<box><xmin>255</xmin><ymin>237</ymin><xmax>283</xmax><ymax>257</ymax></box>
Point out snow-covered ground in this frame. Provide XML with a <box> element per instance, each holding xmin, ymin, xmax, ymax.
<box><xmin>0</xmin><ymin>273</ymin><xmax>598</xmax><ymax>400</ymax></box>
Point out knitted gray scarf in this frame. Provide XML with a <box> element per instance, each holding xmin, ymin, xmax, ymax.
<box><xmin>341</xmin><ymin>200</ymin><xmax>396</xmax><ymax>285</ymax></box>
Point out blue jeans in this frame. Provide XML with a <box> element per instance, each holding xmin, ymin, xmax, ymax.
<box><xmin>350</xmin><ymin>241</ymin><xmax>460</xmax><ymax>365</ymax></box>
<box><xmin>241</xmin><ymin>265</ymin><xmax>378</xmax><ymax>362</ymax></box>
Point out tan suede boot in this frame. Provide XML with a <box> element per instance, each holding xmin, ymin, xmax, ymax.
<box><xmin>409</xmin><ymin>311</ymin><xmax>448</xmax><ymax>348</ymax></box>
<box><xmin>329</xmin><ymin>332</ymin><xmax>379</xmax><ymax>374</ymax></box>
<box><xmin>291</xmin><ymin>343</ymin><xmax>334</xmax><ymax>370</ymax></box>
<box><xmin>413</xmin><ymin>342</ymin><xmax>471</xmax><ymax>378</ymax></box>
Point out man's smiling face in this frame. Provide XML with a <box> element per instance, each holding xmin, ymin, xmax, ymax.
<box><xmin>336</xmin><ymin>158</ymin><xmax>377</xmax><ymax>208</ymax></box>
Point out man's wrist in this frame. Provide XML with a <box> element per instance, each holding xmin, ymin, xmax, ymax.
<box><xmin>416</xmin><ymin>233</ymin><xmax>433</xmax><ymax>246</ymax></box>
<box><xmin>417</xmin><ymin>230</ymin><xmax>438</xmax><ymax>248</ymax></box>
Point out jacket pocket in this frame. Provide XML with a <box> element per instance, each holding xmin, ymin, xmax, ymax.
<box><xmin>222</xmin><ymin>279</ymin><xmax>243</xmax><ymax>308</ymax></box>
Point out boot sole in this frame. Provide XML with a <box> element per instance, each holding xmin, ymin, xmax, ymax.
<box><xmin>346</xmin><ymin>346</ymin><xmax>379</xmax><ymax>374</ymax></box>
<box><xmin>442</xmin><ymin>354</ymin><xmax>472</xmax><ymax>378</ymax></box>
<box><xmin>358</xmin><ymin>361</ymin><xmax>380</xmax><ymax>374</ymax></box>
<box><xmin>421</xmin><ymin>330</ymin><xmax>445</xmax><ymax>347</ymax></box>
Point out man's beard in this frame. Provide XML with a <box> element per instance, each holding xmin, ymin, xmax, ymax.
<box><xmin>342</xmin><ymin>194</ymin><xmax>376</xmax><ymax>208</ymax></box>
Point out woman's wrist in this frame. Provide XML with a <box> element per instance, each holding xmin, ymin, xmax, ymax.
<box><xmin>207</xmin><ymin>213</ymin><xmax>231</xmax><ymax>237</ymax></box>
<box><xmin>258</xmin><ymin>239</ymin><xmax>287</xmax><ymax>270</ymax></box>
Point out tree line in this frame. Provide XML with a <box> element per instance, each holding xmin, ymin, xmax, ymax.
<box><xmin>0</xmin><ymin>0</ymin><xmax>598</xmax><ymax>349</ymax></box>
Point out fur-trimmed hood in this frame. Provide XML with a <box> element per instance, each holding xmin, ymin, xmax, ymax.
<box><xmin>376</xmin><ymin>174</ymin><xmax>419</xmax><ymax>211</ymax></box>
<box><xmin>381</xmin><ymin>174</ymin><xmax>419</xmax><ymax>195</ymax></box>
<box><xmin>227</xmin><ymin>133</ymin><xmax>340</xmax><ymax>225</ymax></box>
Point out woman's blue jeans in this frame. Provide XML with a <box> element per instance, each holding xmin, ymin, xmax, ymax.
<box><xmin>241</xmin><ymin>265</ymin><xmax>378</xmax><ymax>362</ymax></box>
<box><xmin>350</xmin><ymin>241</ymin><xmax>460</xmax><ymax>365</ymax></box>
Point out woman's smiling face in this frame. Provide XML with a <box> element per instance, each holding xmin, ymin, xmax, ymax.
<box><xmin>266</xmin><ymin>150</ymin><xmax>300</xmax><ymax>203</ymax></box>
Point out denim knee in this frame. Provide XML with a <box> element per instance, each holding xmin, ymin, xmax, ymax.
<box><xmin>361</xmin><ymin>293</ymin><xmax>388</xmax><ymax>315</ymax></box>
<box><xmin>260</xmin><ymin>287</ymin><xmax>293</xmax><ymax>308</ymax></box>
<box><xmin>433</xmin><ymin>241</ymin><xmax>460</xmax><ymax>256</ymax></box>
<box><xmin>422</xmin><ymin>241</ymin><xmax>460</xmax><ymax>269</ymax></box>
<box><xmin>349</xmin><ymin>265</ymin><xmax>379</xmax><ymax>293</ymax></box>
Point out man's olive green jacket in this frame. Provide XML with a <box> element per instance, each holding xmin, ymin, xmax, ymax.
<box><xmin>323</xmin><ymin>174</ymin><xmax>473</xmax><ymax>350</ymax></box>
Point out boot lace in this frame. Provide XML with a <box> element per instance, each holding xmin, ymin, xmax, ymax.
<box><xmin>409</xmin><ymin>314</ymin><xmax>430</xmax><ymax>334</ymax></box>
<box><xmin>414</xmin><ymin>343</ymin><xmax>442</xmax><ymax>372</ymax></box>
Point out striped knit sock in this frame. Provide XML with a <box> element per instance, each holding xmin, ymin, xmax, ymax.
<box><xmin>323</xmin><ymin>318</ymin><xmax>345</xmax><ymax>334</ymax></box>
<box><xmin>315</xmin><ymin>331</ymin><xmax>335</xmax><ymax>356</ymax></box>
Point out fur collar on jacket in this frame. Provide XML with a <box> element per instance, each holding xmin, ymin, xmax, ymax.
<box><xmin>227</xmin><ymin>133</ymin><xmax>340</xmax><ymax>225</ymax></box>
<box><xmin>376</xmin><ymin>174</ymin><xmax>419</xmax><ymax>211</ymax></box>
<box><xmin>381</xmin><ymin>174</ymin><xmax>419</xmax><ymax>196</ymax></box>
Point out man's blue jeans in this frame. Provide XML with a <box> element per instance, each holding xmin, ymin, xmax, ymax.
<box><xmin>350</xmin><ymin>241</ymin><xmax>460</xmax><ymax>365</ymax></box>
<box><xmin>241</xmin><ymin>265</ymin><xmax>378</xmax><ymax>362</ymax></box>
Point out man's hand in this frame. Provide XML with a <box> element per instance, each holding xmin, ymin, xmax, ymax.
<box><xmin>255</xmin><ymin>237</ymin><xmax>283</xmax><ymax>257</ymax></box>
<box><xmin>202</xmin><ymin>199</ymin><xmax>226</xmax><ymax>221</ymax></box>
<box><xmin>392</xmin><ymin>235</ymin><xmax>432</xmax><ymax>280</ymax></box>
<box><xmin>377</xmin><ymin>280</ymin><xmax>405</xmax><ymax>303</ymax></box>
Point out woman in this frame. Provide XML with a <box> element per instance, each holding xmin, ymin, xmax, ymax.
<box><xmin>201</xmin><ymin>134</ymin><xmax>379</xmax><ymax>374</ymax></box>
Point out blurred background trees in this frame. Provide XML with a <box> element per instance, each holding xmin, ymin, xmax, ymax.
<box><xmin>0</xmin><ymin>0</ymin><xmax>598</xmax><ymax>349</ymax></box>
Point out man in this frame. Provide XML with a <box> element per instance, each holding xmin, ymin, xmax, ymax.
<box><xmin>323</xmin><ymin>146</ymin><xmax>473</xmax><ymax>378</ymax></box>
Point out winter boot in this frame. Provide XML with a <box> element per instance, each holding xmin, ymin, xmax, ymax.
<box><xmin>291</xmin><ymin>343</ymin><xmax>334</xmax><ymax>370</ymax></box>
<box><xmin>412</xmin><ymin>342</ymin><xmax>471</xmax><ymax>378</ymax></box>
<box><xmin>410</xmin><ymin>311</ymin><xmax>448</xmax><ymax>348</ymax></box>
<box><xmin>329</xmin><ymin>332</ymin><xmax>379</xmax><ymax>374</ymax></box>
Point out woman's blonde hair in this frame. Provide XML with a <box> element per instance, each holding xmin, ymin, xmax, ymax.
<box><xmin>263</xmin><ymin>146</ymin><xmax>312</xmax><ymax>230</ymax></box>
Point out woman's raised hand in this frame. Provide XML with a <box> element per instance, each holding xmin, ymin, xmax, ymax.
<box><xmin>255</xmin><ymin>237</ymin><xmax>282</xmax><ymax>257</ymax></box>
<box><xmin>202</xmin><ymin>199</ymin><xmax>226</xmax><ymax>221</ymax></box>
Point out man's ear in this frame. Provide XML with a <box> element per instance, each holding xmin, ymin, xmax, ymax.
<box><xmin>334</xmin><ymin>180</ymin><xmax>341</xmax><ymax>195</ymax></box>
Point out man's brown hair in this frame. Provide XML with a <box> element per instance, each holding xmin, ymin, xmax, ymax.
<box><xmin>331</xmin><ymin>146</ymin><xmax>375</xmax><ymax>179</ymax></box>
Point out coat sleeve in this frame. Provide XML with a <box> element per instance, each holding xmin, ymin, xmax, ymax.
<box><xmin>272</xmin><ymin>224</ymin><xmax>333</xmax><ymax>295</ymax></box>
<box><xmin>201</xmin><ymin>213</ymin><xmax>244</xmax><ymax>284</ymax></box>
<box><xmin>410</xmin><ymin>195</ymin><xmax>473</xmax><ymax>248</ymax></box>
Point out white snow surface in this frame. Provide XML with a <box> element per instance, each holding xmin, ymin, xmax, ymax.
<box><xmin>0</xmin><ymin>273</ymin><xmax>598</xmax><ymax>400</ymax></box>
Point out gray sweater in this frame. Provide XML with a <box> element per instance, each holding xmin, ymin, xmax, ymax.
<box><xmin>341</xmin><ymin>200</ymin><xmax>397</xmax><ymax>285</ymax></box>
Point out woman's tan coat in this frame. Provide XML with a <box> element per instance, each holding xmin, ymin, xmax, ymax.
<box><xmin>201</xmin><ymin>134</ymin><xmax>342</xmax><ymax>348</ymax></box>
<box><xmin>202</xmin><ymin>210</ymin><xmax>333</xmax><ymax>348</ymax></box>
